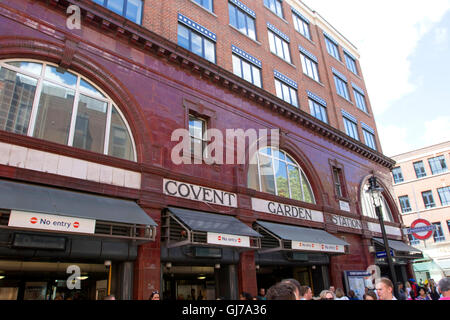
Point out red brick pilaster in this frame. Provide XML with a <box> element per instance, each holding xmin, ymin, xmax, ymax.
<box><xmin>238</xmin><ymin>251</ymin><xmax>257</xmax><ymax>297</ymax></box>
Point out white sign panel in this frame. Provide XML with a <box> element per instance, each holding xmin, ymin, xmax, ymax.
<box><xmin>330</xmin><ymin>215</ymin><xmax>362</xmax><ymax>230</ymax></box>
<box><xmin>339</xmin><ymin>200</ymin><xmax>351</xmax><ymax>212</ymax></box>
<box><xmin>251</xmin><ymin>198</ymin><xmax>324</xmax><ymax>223</ymax></box>
<box><xmin>163</xmin><ymin>179</ymin><xmax>237</xmax><ymax>208</ymax></box>
<box><xmin>368</xmin><ymin>222</ymin><xmax>402</xmax><ymax>237</ymax></box>
<box><xmin>8</xmin><ymin>210</ymin><xmax>96</xmax><ymax>234</ymax></box>
<box><xmin>292</xmin><ymin>240</ymin><xmax>345</xmax><ymax>253</ymax></box>
<box><xmin>207</xmin><ymin>232</ymin><xmax>250</xmax><ymax>248</ymax></box>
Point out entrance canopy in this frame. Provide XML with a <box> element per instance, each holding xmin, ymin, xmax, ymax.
<box><xmin>0</xmin><ymin>179</ymin><xmax>157</xmax><ymax>241</ymax></box>
<box><xmin>373</xmin><ymin>238</ymin><xmax>423</xmax><ymax>259</ymax></box>
<box><xmin>255</xmin><ymin>221</ymin><xmax>349</xmax><ymax>254</ymax></box>
<box><xmin>162</xmin><ymin>207</ymin><xmax>261</xmax><ymax>249</ymax></box>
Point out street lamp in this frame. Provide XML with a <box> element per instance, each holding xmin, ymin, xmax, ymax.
<box><xmin>367</xmin><ymin>176</ymin><xmax>399</xmax><ymax>298</ymax></box>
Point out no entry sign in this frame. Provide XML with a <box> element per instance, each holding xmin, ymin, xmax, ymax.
<box><xmin>409</xmin><ymin>219</ymin><xmax>436</xmax><ymax>240</ymax></box>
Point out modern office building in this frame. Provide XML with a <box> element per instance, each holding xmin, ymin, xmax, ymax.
<box><xmin>391</xmin><ymin>141</ymin><xmax>450</xmax><ymax>282</ymax></box>
<box><xmin>0</xmin><ymin>0</ymin><xmax>420</xmax><ymax>300</ymax></box>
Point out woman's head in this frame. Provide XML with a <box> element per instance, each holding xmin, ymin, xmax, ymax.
<box><xmin>150</xmin><ymin>290</ymin><xmax>160</xmax><ymax>300</ymax></box>
<box><xmin>335</xmin><ymin>288</ymin><xmax>345</xmax><ymax>298</ymax></box>
<box><xmin>364</xmin><ymin>291</ymin><xmax>378</xmax><ymax>300</ymax></box>
<box><xmin>319</xmin><ymin>290</ymin><xmax>335</xmax><ymax>300</ymax></box>
<box><xmin>418</xmin><ymin>287</ymin><xmax>426</xmax><ymax>296</ymax></box>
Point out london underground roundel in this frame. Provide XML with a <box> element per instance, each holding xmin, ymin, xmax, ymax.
<box><xmin>410</xmin><ymin>219</ymin><xmax>434</xmax><ymax>240</ymax></box>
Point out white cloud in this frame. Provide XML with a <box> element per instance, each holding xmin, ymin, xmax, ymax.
<box><xmin>421</xmin><ymin>116</ymin><xmax>450</xmax><ymax>146</ymax></box>
<box><xmin>302</xmin><ymin>0</ymin><xmax>450</xmax><ymax>116</ymax></box>
<box><xmin>377</xmin><ymin>123</ymin><xmax>413</xmax><ymax>157</ymax></box>
<box><xmin>434</xmin><ymin>27</ymin><xmax>448</xmax><ymax>45</ymax></box>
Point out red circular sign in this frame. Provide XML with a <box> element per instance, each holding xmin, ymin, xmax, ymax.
<box><xmin>73</xmin><ymin>222</ymin><xmax>79</xmax><ymax>228</ymax></box>
<box><xmin>411</xmin><ymin>219</ymin><xmax>433</xmax><ymax>240</ymax></box>
<box><xmin>30</xmin><ymin>217</ymin><xmax>37</xmax><ymax>224</ymax></box>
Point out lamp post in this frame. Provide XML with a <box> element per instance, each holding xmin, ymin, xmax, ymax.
<box><xmin>367</xmin><ymin>176</ymin><xmax>398</xmax><ymax>298</ymax></box>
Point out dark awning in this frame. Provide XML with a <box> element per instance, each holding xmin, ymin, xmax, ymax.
<box><xmin>255</xmin><ymin>221</ymin><xmax>349</xmax><ymax>254</ymax></box>
<box><xmin>163</xmin><ymin>207</ymin><xmax>261</xmax><ymax>249</ymax></box>
<box><xmin>373</xmin><ymin>238</ymin><xmax>423</xmax><ymax>259</ymax></box>
<box><xmin>0</xmin><ymin>179</ymin><xmax>156</xmax><ymax>241</ymax></box>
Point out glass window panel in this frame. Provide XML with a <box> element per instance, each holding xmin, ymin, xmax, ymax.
<box><xmin>247</xmin><ymin>152</ymin><xmax>260</xmax><ymax>191</ymax></box>
<box><xmin>92</xmin><ymin>0</ymin><xmax>104</xmax><ymax>5</ymax></box>
<box><xmin>80</xmin><ymin>79</ymin><xmax>105</xmax><ymax>99</ymax></box>
<box><xmin>106</xmin><ymin>0</ymin><xmax>124</xmax><ymax>15</ymax></box>
<box><xmin>247</xmin><ymin>18</ymin><xmax>256</xmax><ymax>40</ymax></box>
<box><xmin>125</xmin><ymin>0</ymin><xmax>142</xmax><ymax>24</ymax></box>
<box><xmin>275</xmin><ymin>80</ymin><xmax>283</xmax><ymax>100</ymax></box>
<box><xmin>232</xmin><ymin>55</ymin><xmax>242</xmax><ymax>78</ymax></box>
<box><xmin>44</xmin><ymin>66</ymin><xmax>77</xmax><ymax>88</ymax></box>
<box><xmin>108</xmin><ymin>105</ymin><xmax>135</xmax><ymax>161</ymax></box>
<box><xmin>191</xmin><ymin>32</ymin><xmax>203</xmax><ymax>57</ymax></box>
<box><xmin>73</xmin><ymin>94</ymin><xmax>108</xmax><ymax>154</ymax></box>
<box><xmin>33</xmin><ymin>81</ymin><xmax>74</xmax><ymax>145</ymax></box>
<box><xmin>274</xmin><ymin>160</ymin><xmax>289</xmax><ymax>198</ymax></box>
<box><xmin>229</xmin><ymin>4</ymin><xmax>237</xmax><ymax>28</ymax></box>
<box><xmin>275</xmin><ymin>1</ymin><xmax>282</xmax><ymax>17</ymax></box>
<box><xmin>301</xmin><ymin>171</ymin><xmax>314</xmax><ymax>203</ymax></box>
<box><xmin>204</xmin><ymin>39</ymin><xmax>215</xmax><ymax>63</ymax></box>
<box><xmin>286</xmin><ymin>155</ymin><xmax>295</xmax><ymax>164</ymax></box>
<box><xmin>5</xmin><ymin>61</ymin><xmax>42</xmax><ymax>76</ymax></box>
<box><xmin>290</xmin><ymin>87</ymin><xmax>298</xmax><ymax>107</ymax></box>
<box><xmin>275</xmin><ymin>36</ymin><xmax>283</xmax><ymax>58</ymax></box>
<box><xmin>259</xmin><ymin>154</ymin><xmax>275</xmax><ymax>195</ymax></box>
<box><xmin>178</xmin><ymin>24</ymin><xmax>190</xmax><ymax>50</ymax></box>
<box><xmin>252</xmin><ymin>66</ymin><xmax>261</xmax><ymax>88</ymax></box>
<box><xmin>259</xmin><ymin>147</ymin><xmax>271</xmax><ymax>156</ymax></box>
<box><xmin>0</xmin><ymin>68</ymin><xmax>37</xmax><ymax>135</ymax></box>
<box><xmin>273</xmin><ymin>149</ymin><xmax>285</xmax><ymax>160</ymax></box>
<box><xmin>282</xmin><ymin>83</ymin><xmax>290</xmax><ymax>103</ymax></box>
<box><xmin>189</xmin><ymin>116</ymin><xmax>204</xmax><ymax>140</ymax></box>
<box><xmin>282</xmin><ymin>41</ymin><xmax>290</xmax><ymax>62</ymax></box>
<box><xmin>237</xmin><ymin>10</ymin><xmax>246</xmax><ymax>34</ymax></box>
<box><xmin>242</xmin><ymin>61</ymin><xmax>252</xmax><ymax>83</ymax></box>
<box><xmin>268</xmin><ymin>32</ymin><xmax>276</xmax><ymax>54</ymax></box>
<box><xmin>438</xmin><ymin>186</ymin><xmax>450</xmax><ymax>206</ymax></box>
<box><xmin>288</xmin><ymin>165</ymin><xmax>302</xmax><ymax>201</ymax></box>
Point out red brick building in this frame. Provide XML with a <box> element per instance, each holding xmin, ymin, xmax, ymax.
<box><xmin>0</xmin><ymin>0</ymin><xmax>420</xmax><ymax>300</ymax></box>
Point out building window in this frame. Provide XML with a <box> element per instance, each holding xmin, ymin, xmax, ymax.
<box><xmin>324</xmin><ymin>35</ymin><xmax>340</xmax><ymax>60</ymax></box>
<box><xmin>343</xmin><ymin>116</ymin><xmax>359</xmax><ymax>140</ymax></box>
<box><xmin>392</xmin><ymin>167</ymin><xmax>404</xmax><ymax>184</ymax></box>
<box><xmin>309</xmin><ymin>99</ymin><xmax>328</xmax><ymax>123</ymax></box>
<box><xmin>361</xmin><ymin>181</ymin><xmax>394</xmax><ymax>222</ymax></box>
<box><xmin>334</xmin><ymin>74</ymin><xmax>350</xmax><ymax>100</ymax></box>
<box><xmin>362</xmin><ymin>129</ymin><xmax>377</xmax><ymax>150</ymax></box>
<box><xmin>408</xmin><ymin>234</ymin><xmax>420</xmax><ymax>246</ymax></box>
<box><xmin>353</xmin><ymin>89</ymin><xmax>367</xmax><ymax>112</ymax></box>
<box><xmin>178</xmin><ymin>23</ymin><xmax>216</xmax><ymax>64</ymax></box>
<box><xmin>344</xmin><ymin>52</ymin><xmax>358</xmax><ymax>75</ymax></box>
<box><xmin>433</xmin><ymin>222</ymin><xmax>445</xmax><ymax>243</ymax></box>
<box><xmin>268</xmin><ymin>30</ymin><xmax>291</xmax><ymax>63</ymax></box>
<box><xmin>448</xmin><ymin>220</ymin><xmax>450</xmax><ymax>233</ymax></box>
<box><xmin>92</xmin><ymin>0</ymin><xmax>143</xmax><ymax>24</ymax></box>
<box><xmin>189</xmin><ymin>115</ymin><xmax>207</xmax><ymax>158</ymax></box>
<box><xmin>332</xmin><ymin>167</ymin><xmax>347</xmax><ymax>198</ymax></box>
<box><xmin>0</xmin><ymin>60</ymin><xmax>136</xmax><ymax>161</ymax></box>
<box><xmin>248</xmin><ymin>147</ymin><xmax>315</xmax><ymax>203</ymax></box>
<box><xmin>413</xmin><ymin>161</ymin><xmax>427</xmax><ymax>179</ymax></box>
<box><xmin>292</xmin><ymin>12</ymin><xmax>311</xmax><ymax>39</ymax></box>
<box><xmin>264</xmin><ymin>0</ymin><xmax>283</xmax><ymax>18</ymax></box>
<box><xmin>228</xmin><ymin>2</ymin><xmax>256</xmax><ymax>40</ymax></box>
<box><xmin>422</xmin><ymin>190</ymin><xmax>436</xmax><ymax>209</ymax></box>
<box><xmin>399</xmin><ymin>196</ymin><xmax>412</xmax><ymax>213</ymax></box>
<box><xmin>193</xmin><ymin>0</ymin><xmax>213</xmax><ymax>12</ymax></box>
<box><xmin>428</xmin><ymin>155</ymin><xmax>448</xmax><ymax>175</ymax></box>
<box><xmin>275</xmin><ymin>79</ymin><xmax>298</xmax><ymax>107</ymax></box>
<box><xmin>232</xmin><ymin>54</ymin><xmax>262</xmax><ymax>88</ymax></box>
<box><xmin>301</xmin><ymin>54</ymin><xmax>320</xmax><ymax>82</ymax></box>
<box><xmin>438</xmin><ymin>186</ymin><xmax>450</xmax><ymax>206</ymax></box>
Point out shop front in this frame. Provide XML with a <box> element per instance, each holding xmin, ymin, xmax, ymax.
<box><xmin>161</xmin><ymin>207</ymin><xmax>261</xmax><ymax>300</ymax></box>
<box><xmin>0</xmin><ymin>179</ymin><xmax>157</xmax><ymax>300</ymax></box>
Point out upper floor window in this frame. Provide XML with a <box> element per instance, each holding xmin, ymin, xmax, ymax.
<box><xmin>232</xmin><ymin>47</ymin><xmax>262</xmax><ymax>88</ymax></box>
<box><xmin>248</xmin><ymin>147</ymin><xmax>315</xmax><ymax>203</ymax></box>
<box><xmin>422</xmin><ymin>190</ymin><xmax>436</xmax><ymax>209</ymax></box>
<box><xmin>268</xmin><ymin>29</ymin><xmax>291</xmax><ymax>63</ymax></box>
<box><xmin>342</xmin><ymin>115</ymin><xmax>359</xmax><ymax>140</ymax></box>
<box><xmin>361</xmin><ymin>181</ymin><xmax>394</xmax><ymax>222</ymax></box>
<box><xmin>363</xmin><ymin>129</ymin><xmax>377</xmax><ymax>150</ymax></box>
<box><xmin>392</xmin><ymin>167</ymin><xmax>404</xmax><ymax>184</ymax></box>
<box><xmin>189</xmin><ymin>114</ymin><xmax>207</xmax><ymax>158</ymax></box>
<box><xmin>309</xmin><ymin>99</ymin><xmax>328</xmax><ymax>124</ymax></box>
<box><xmin>332</xmin><ymin>167</ymin><xmax>347</xmax><ymax>198</ymax></box>
<box><xmin>398</xmin><ymin>195</ymin><xmax>412</xmax><ymax>213</ymax></box>
<box><xmin>229</xmin><ymin>1</ymin><xmax>256</xmax><ymax>40</ymax></box>
<box><xmin>353</xmin><ymin>88</ymin><xmax>367</xmax><ymax>112</ymax></box>
<box><xmin>438</xmin><ymin>186</ymin><xmax>450</xmax><ymax>206</ymax></box>
<box><xmin>433</xmin><ymin>222</ymin><xmax>445</xmax><ymax>243</ymax></box>
<box><xmin>193</xmin><ymin>0</ymin><xmax>213</xmax><ymax>12</ymax></box>
<box><xmin>408</xmin><ymin>233</ymin><xmax>420</xmax><ymax>246</ymax></box>
<box><xmin>334</xmin><ymin>74</ymin><xmax>350</xmax><ymax>101</ymax></box>
<box><xmin>92</xmin><ymin>0</ymin><xmax>143</xmax><ymax>24</ymax></box>
<box><xmin>344</xmin><ymin>51</ymin><xmax>358</xmax><ymax>75</ymax></box>
<box><xmin>0</xmin><ymin>60</ymin><xmax>136</xmax><ymax>161</ymax></box>
<box><xmin>274</xmin><ymin>71</ymin><xmax>298</xmax><ymax>107</ymax></box>
<box><xmin>178</xmin><ymin>20</ymin><xmax>216</xmax><ymax>64</ymax></box>
<box><xmin>428</xmin><ymin>155</ymin><xmax>447</xmax><ymax>175</ymax></box>
<box><xmin>292</xmin><ymin>11</ymin><xmax>311</xmax><ymax>40</ymax></box>
<box><xmin>264</xmin><ymin>0</ymin><xmax>283</xmax><ymax>18</ymax></box>
<box><xmin>300</xmin><ymin>53</ymin><xmax>320</xmax><ymax>82</ymax></box>
<box><xmin>324</xmin><ymin>34</ymin><xmax>340</xmax><ymax>60</ymax></box>
<box><xmin>413</xmin><ymin>161</ymin><xmax>427</xmax><ymax>178</ymax></box>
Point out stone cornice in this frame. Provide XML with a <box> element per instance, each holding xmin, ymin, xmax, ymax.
<box><xmin>27</xmin><ymin>0</ymin><xmax>395</xmax><ymax>169</ymax></box>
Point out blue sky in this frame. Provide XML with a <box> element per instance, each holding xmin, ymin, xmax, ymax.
<box><xmin>302</xmin><ymin>0</ymin><xmax>450</xmax><ymax>156</ymax></box>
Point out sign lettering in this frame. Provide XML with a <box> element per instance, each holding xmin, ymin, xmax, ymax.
<box><xmin>251</xmin><ymin>198</ymin><xmax>324</xmax><ymax>223</ymax></box>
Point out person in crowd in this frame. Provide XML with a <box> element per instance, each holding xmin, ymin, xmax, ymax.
<box><xmin>428</xmin><ymin>279</ymin><xmax>440</xmax><ymax>300</ymax></box>
<box><xmin>281</xmin><ymin>278</ymin><xmax>301</xmax><ymax>300</ymax></box>
<box><xmin>438</xmin><ymin>277</ymin><xmax>450</xmax><ymax>300</ymax></box>
<box><xmin>256</xmin><ymin>288</ymin><xmax>267</xmax><ymax>300</ymax></box>
<box><xmin>408</xmin><ymin>278</ymin><xmax>418</xmax><ymax>299</ymax></box>
<box><xmin>299</xmin><ymin>286</ymin><xmax>313</xmax><ymax>300</ymax></box>
<box><xmin>396</xmin><ymin>282</ymin><xmax>407</xmax><ymax>300</ymax></box>
<box><xmin>239</xmin><ymin>292</ymin><xmax>254</xmax><ymax>300</ymax></box>
<box><xmin>319</xmin><ymin>290</ymin><xmax>335</xmax><ymax>300</ymax></box>
<box><xmin>348</xmin><ymin>290</ymin><xmax>358</xmax><ymax>300</ymax></box>
<box><xmin>405</xmin><ymin>281</ymin><xmax>412</xmax><ymax>298</ymax></box>
<box><xmin>415</xmin><ymin>287</ymin><xmax>431</xmax><ymax>300</ymax></box>
<box><xmin>149</xmin><ymin>290</ymin><xmax>160</xmax><ymax>300</ymax></box>
<box><xmin>375</xmin><ymin>277</ymin><xmax>396</xmax><ymax>300</ymax></box>
<box><xmin>334</xmin><ymin>288</ymin><xmax>349</xmax><ymax>300</ymax></box>
<box><xmin>266</xmin><ymin>282</ymin><xmax>297</xmax><ymax>300</ymax></box>
<box><xmin>363</xmin><ymin>291</ymin><xmax>377</xmax><ymax>300</ymax></box>
<box><xmin>329</xmin><ymin>286</ymin><xmax>336</xmax><ymax>294</ymax></box>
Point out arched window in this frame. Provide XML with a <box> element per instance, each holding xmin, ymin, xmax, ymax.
<box><xmin>360</xmin><ymin>182</ymin><xmax>394</xmax><ymax>222</ymax></box>
<box><xmin>248</xmin><ymin>147</ymin><xmax>315</xmax><ymax>204</ymax></box>
<box><xmin>0</xmin><ymin>60</ymin><xmax>136</xmax><ymax>161</ymax></box>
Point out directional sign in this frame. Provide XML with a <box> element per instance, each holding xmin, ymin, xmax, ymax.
<box><xmin>409</xmin><ymin>219</ymin><xmax>436</xmax><ymax>240</ymax></box>
<box><xmin>376</xmin><ymin>249</ymin><xmax>394</xmax><ymax>258</ymax></box>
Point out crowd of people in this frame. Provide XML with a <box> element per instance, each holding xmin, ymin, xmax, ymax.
<box><xmin>239</xmin><ymin>277</ymin><xmax>450</xmax><ymax>301</ymax></box>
